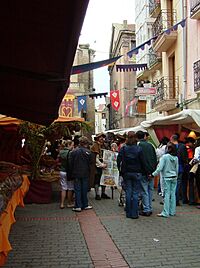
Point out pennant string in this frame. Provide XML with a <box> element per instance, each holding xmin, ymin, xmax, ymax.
<box><xmin>70</xmin><ymin>18</ymin><xmax>187</xmax><ymax>75</ymax></box>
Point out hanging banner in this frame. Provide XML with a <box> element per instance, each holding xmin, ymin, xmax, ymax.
<box><xmin>125</xmin><ymin>98</ymin><xmax>138</xmax><ymax>116</ymax></box>
<box><xmin>100</xmin><ymin>149</ymin><xmax>119</xmax><ymax>187</ymax></box>
<box><xmin>110</xmin><ymin>90</ymin><xmax>120</xmax><ymax>111</ymax></box>
<box><xmin>116</xmin><ymin>64</ymin><xmax>148</xmax><ymax>72</ymax></box>
<box><xmin>69</xmin><ymin>19</ymin><xmax>187</xmax><ymax>75</ymax></box>
<box><xmin>77</xmin><ymin>96</ymin><xmax>87</xmax><ymax>113</ymax></box>
<box><xmin>71</xmin><ymin>56</ymin><xmax>121</xmax><ymax>75</ymax></box>
<box><xmin>59</xmin><ymin>94</ymin><xmax>75</xmax><ymax>117</ymax></box>
<box><xmin>127</xmin><ymin>18</ymin><xmax>186</xmax><ymax>58</ymax></box>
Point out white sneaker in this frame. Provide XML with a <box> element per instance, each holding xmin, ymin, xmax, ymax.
<box><xmin>72</xmin><ymin>207</ymin><xmax>81</xmax><ymax>212</ymax></box>
<box><xmin>84</xmin><ymin>205</ymin><xmax>93</xmax><ymax>210</ymax></box>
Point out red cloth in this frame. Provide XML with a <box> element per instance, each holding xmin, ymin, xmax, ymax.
<box><xmin>154</xmin><ymin>125</ymin><xmax>189</xmax><ymax>142</ymax></box>
<box><xmin>110</xmin><ymin>90</ymin><xmax>120</xmax><ymax>111</ymax></box>
<box><xmin>24</xmin><ymin>179</ymin><xmax>52</xmax><ymax>204</ymax></box>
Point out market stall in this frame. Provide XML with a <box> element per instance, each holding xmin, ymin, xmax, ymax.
<box><xmin>105</xmin><ymin>110</ymin><xmax>200</xmax><ymax>144</ymax></box>
<box><xmin>0</xmin><ymin>115</ymin><xmax>88</xmax><ymax>265</ymax></box>
<box><xmin>0</xmin><ymin>163</ymin><xmax>30</xmax><ymax>266</ymax></box>
<box><xmin>0</xmin><ymin>114</ymin><xmax>88</xmax><ymax>203</ymax></box>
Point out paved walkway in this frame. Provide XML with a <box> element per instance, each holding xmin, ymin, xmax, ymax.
<box><xmin>4</xmin><ymin>188</ymin><xmax>200</xmax><ymax>268</ymax></box>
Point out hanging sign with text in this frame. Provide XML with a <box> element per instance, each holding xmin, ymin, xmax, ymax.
<box><xmin>136</xmin><ymin>87</ymin><xmax>157</xmax><ymax>96</ymax></box>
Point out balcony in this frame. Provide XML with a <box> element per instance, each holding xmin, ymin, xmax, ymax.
<box><xmin>152</xmin><ymin>76</ymin><xmax>179</xmax><ymax>112</ymax></box>
<box><xmin>191</xmin><ymin>0</ymin><xmax>200</xmax><ymax>19</ymax></box>
<box><xmin>152</xmin><ymin>10</ymin><xmax>177</xmax><ymax>52</ymax></box>
<box><xmin>149</xmin><ymin>0</ymin><xmax>161</xmax><ymax>18</ymax></box>
<box><xmin>194</xmin><ymin>59</ymin><xmax>200</xmax><ymax>92</ymax></box>
<box><xmin>148</xmin><ymin>47</ymin><xmax>162</xmax><ymax>71</ymax></box>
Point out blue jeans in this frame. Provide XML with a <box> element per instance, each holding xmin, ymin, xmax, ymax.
<box><xmin>176</xmin><ymin>172</ymin><xmax>183</xmax><ymax>203</ymax></box>
<box><xmin>161</xmin><ymin>179</ymin><xmax>177</xmax><ymax>217</ymax></box>
<box><xmin>74</xmin><ymin>177</ymin><xmax>88</xmax><ymax>209</ymax></box>
<box><xmin>140</xmin><ymin>175</ymin><xmax>154</xmax><ymax>213</ymax></box>
<box><xmin>124</xmin><ymin>173</ymin><xmax>141</xmax><ymax>218</ymax></box>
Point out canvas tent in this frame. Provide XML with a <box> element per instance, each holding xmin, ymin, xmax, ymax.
<box><xmin>105</xmin><ymin>125</ymin><xmax>147</xmax><ymax>135</ymax></box>
<box><xmin>141</xmin><ymin>109</ymin><xmax>200</xmax><ymax>145</ymax></box>
<box><xmin>105</xmin><ymin>109</ymin><xmax>200</xmax><ymax>146</ymax></box>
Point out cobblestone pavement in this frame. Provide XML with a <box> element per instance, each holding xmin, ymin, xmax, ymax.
<box><xmin>4</xmin><ymin>188</ymin><xmax>200</xmax><ymax>268</ymax></box>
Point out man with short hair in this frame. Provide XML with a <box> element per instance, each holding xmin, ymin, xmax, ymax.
<box><xmin>70</xmin><ymin>136</ymin><xmax>93</xmax><ymax>212</ymax></box>
<box><xmin>136</xmin><ymin>131</ymin><xmax>157</xmax><ymax>216</ymax></box>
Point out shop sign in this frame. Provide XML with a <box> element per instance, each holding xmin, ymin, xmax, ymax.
<box><xmin>136</xmin><ymin>87</ymin><xmax>157</xmax><ymax>96</ymax></box>
<box><xmin>139</xmin><ymin>96</ymin><xmax>147</xmax><ymax>100</ymax></box>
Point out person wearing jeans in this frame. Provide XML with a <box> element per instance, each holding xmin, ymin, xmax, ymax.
<box><xmin>152</xmin><ymin>142</ymin><xmax>179</xmax><ymax>217</ymax></box>
<box><xmin>140</xmin><ymin>175</ymin><xmax>154</xmax><ymax>213</ymax></box>
<box><xmin>124</xmin><ymin>173</ymin><xmax>142</xmax><ymax>218</ymax></box>
<box><xmin>69</xmin><ymin>136</ymin><xmax>93</xmax><ymax>212</ymax></box>
<box><xmin>74</xmin><ymin>177</ymin><xmax>89</xmax><ymax>210</ymax></box>
<box><xmin>136</xmin><ymin>131</ymin><xmax>157</xmax><ymax>216</ymax></box>
<box><xmin>117</xmin><ymin>131</ymin><xmax>147</xmax><ymax>219</ymax></box>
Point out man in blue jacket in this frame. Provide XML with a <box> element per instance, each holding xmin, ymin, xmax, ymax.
<box><xmin>136</xmin><ymin>131</ymin><xmax>157</xmax><ymax>216</ymax></box>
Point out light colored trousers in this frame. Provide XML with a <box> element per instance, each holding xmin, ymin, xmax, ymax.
<box><xmin>161</xmin><ymin>179</ymin><xmax>177</xmax><ymax>217</ymax></box>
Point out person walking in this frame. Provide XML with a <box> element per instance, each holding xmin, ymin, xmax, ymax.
<box><xmin>69</xmin><ymin>136</ymin><xmax>93</xmax><ymax>212</ymax></box>
<box><xmin>117</xmin><ymin>131</ymin><xmax>147</xmax><ymax>219</ymax></box>
<box><xmin>136</xmin><ymin>131</ymin><xmax>157</xmax><ymax>216</ymax></box>
<box><xmin>152</xmin><ymin>142</ymin><xmax>179</xmax><ymax>217</ymax></box>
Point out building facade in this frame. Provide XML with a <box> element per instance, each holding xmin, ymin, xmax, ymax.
<box><xmin>59</xmin><ymin>44</ymin><xmax>96</xmax><ymax>133</ymax></box>
<box><xmin>95</xmin><ymin>104</ymin><xmax>107</xmax><ymax>134</ymax></box>
<box><xmin>135</xmin><ymin>0</ymin><xmax>200</xmax><ymax>121</ymax></box>
<box><xmin>109</xmin><ymin>20</ymin><xmax>146</xmax><ymax>129</ymax></box>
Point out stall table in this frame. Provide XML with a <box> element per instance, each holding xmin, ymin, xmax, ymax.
<box><xmin>0</xmin><ymin>175</ymin><xmax>30</xmax><ymax>266</ymax></box>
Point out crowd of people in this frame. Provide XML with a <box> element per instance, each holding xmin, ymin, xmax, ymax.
<box><xmin>47</xmin><ymin>130</ymin><xmax>200</xmax><ymax>219</ymax></box>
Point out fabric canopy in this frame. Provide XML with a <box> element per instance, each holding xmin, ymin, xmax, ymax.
<box><xmin>0</xmin><ymin>115</ymin><xmax>84</xmax><ymax>126</ymax></box>
<box><xmin>141</xmin><ymin>109</ymin><xmax>200</xmax><ymax>131</ymax></box>
<box><xmin>0</xmin><ymin>0</ymin><xmax>89</xmax><ymax>126</ymax></box>
<box><xmin>105</xmin><ymin>109</ymin><xmax>200</xmax><ymax>145</ymax></box>
<box><xmin>105</xmin><ymin>125</ymin><xmax>147</xmax><ymax>135</ymax></box>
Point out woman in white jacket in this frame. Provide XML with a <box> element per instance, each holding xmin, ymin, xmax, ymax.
<box><xmin>153</xmin><ymin>142</ymin><xmax>179</xmax><ymax>217</ymax></box>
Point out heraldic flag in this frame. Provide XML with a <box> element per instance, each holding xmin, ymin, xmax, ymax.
<box><xmin>78</xmin><ymin>96</ymin><xmax>87</xmax><ymax>113</ymax></box>
<box><xmin>110</xmin><ymin>90</ymin><xmax>120</xmax><ymax>111</ymax></box>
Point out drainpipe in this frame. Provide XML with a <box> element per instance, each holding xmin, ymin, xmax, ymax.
<box><xmin>181</xmin><ymin>0</ymin><xmax>187</xmax><ymax>108</ymax></box>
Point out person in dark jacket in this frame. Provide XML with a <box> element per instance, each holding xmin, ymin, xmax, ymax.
<box><xmin>69</xmin><ymin>136</ymin><xmax>93</xmax><ymax>212</ymax></box>
<box><xmin>117</xmin><ymin>131</ymin><xmax>147</xmax><ymax>219</ymax></box>
<box><xmin>170</xmin><ymin>134</ymin><xmax>188</xmax><ymax>205</ymax></box>
<box><xmin>136</xmin><ymin>131</ymin><xmax>157</xmax><ymax>216</ymax></box>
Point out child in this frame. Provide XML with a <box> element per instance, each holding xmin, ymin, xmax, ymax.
<box><xmin>152</xmin><ymin>142</ymin><xmax>179</xmax><ymax>217</ymax></box>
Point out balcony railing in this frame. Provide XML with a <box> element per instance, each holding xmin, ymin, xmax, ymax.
<box><xmin>149</xmin><ymin>0</ymin><xmax>161</xmax><ymax>17</ymax></box>
<box><xmin>152</xmin><ymin>9</ymin><xmax>177</xmax><ymax>37</ymax></box>
<box><xmin>191</xmin><ymin>0</ymin><xmax>200</xmax><ymax>17</ymax></box>
<box><xmin>194</xmin><ymin>59</ymin><xmax>200</xmax><ymax>92</ymax></box>
<box><xmin>152</xmin><ymin>76</ymin><xmax>179</xmax><ymax>108</ymax></box>
<box><xmin>148</xmin><ymin>47</ymin><xmax>162</xmax><ymax>69</ymax></box>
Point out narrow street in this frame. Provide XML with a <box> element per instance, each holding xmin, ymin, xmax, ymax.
<box><xmin>4</xmin><ymin>188</ymin><xmax>200</xmax><ymax>268</ymax></box>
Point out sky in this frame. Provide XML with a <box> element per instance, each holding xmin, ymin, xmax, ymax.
<box><xmin>78</xmin><ymin>0</ymin><xmax>135</xmax><ymax>105</ymax></box>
